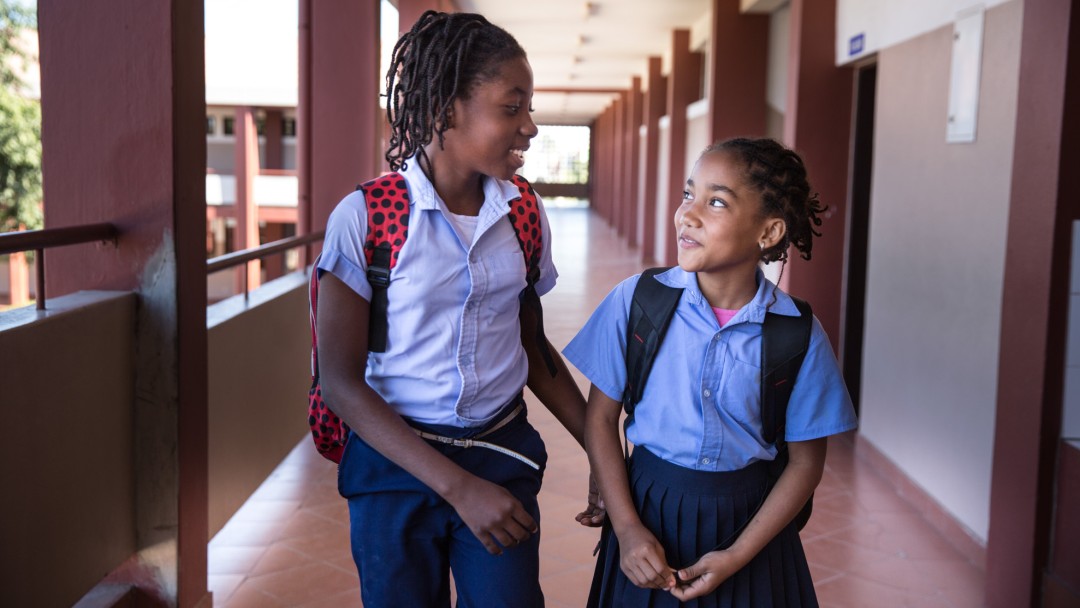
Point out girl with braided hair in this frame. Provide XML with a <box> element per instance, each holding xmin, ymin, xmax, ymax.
<box><xmin>316</xmin><ymin>10</ymin><xmax>600</xmax><ymax>607</ymax></box>
<box><xmin>565</xmin><ymin>137</ymin><xmax>857</xmax><ymax>607</ymax></box>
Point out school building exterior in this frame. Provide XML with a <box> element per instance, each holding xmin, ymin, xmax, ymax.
<box><xmin>0</xmin><ymin>0</ymin><xmax>1077</xmax><ymax>606</ymax></box>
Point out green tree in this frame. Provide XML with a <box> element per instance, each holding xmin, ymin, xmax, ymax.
<box><xmin>0</xmin><ymin>0</ymin><xmax>42</xmax><ymax>233</ymax></box>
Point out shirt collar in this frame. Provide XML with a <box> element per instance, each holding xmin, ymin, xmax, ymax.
<box><xmin>399</xmin><ymin>157</ymin><xmax>521</xmax><ymax>215</ymax></box>
<box><xmin>655</xmin><ymin>266</ymin><xmax>801</xmax><ymax>324</ymax></box>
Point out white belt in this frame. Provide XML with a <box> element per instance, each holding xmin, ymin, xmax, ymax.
<box><xmin>413</xmin><ymin>404</ymin><xmax>540</xmax><ymax>470</ymax></box>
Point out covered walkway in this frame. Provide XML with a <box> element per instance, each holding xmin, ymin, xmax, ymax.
<box><xmin>206</xmin><ymin>208</ymin><xmax>985</xmax><ymax>607</ymax></box>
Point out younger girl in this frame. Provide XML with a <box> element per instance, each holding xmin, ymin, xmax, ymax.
<box><xmin>316</xmin><ymin>11</ymin><xmax>599</xmax><ymax>607</ymax></box>
<box><xmin>565</xmin><ymin>138</ymin><xmax>858</xmax><ymax>607</ymax></box>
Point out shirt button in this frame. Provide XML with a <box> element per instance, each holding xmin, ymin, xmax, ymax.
<box><xmin>703</xmin><ymin>389</ymin><xmax>712</xmax><ymax>398</ymax></box>
<box><xmin>701</xmin><ymin>457</ymin><xmax>711</xmax><ymax>465</ymax></box>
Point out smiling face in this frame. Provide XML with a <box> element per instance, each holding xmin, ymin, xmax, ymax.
<box><xmin>435</xmin><ymin>56</ymin><xmax>538</xmax><ymax>182</ymax></box>
<box><xmin>675</xmin><ymin>150</ymin><xmax>785</xmax><ymax>286</ymax></box>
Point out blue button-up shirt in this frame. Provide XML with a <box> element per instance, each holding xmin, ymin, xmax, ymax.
<box><xmin>564</xmin><ymin>267</ymin><xmax>857</xmax><ymax>471</ymax></box>
<box><xmin>318</xmin><ymin>162</ymin><xmax>558</xmax><ymax>427</ymax></box>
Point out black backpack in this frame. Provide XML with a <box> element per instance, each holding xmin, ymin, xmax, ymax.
<box><xmin>623</xmin><ymin>267</ymin><xmax>815</xmax><ymax>531</ymax></box>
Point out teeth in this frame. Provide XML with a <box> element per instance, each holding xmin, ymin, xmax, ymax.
<box><xmin>512</xmin><ymin>149</ymin><xmax>525</xmax><ymax>160</ymax></box>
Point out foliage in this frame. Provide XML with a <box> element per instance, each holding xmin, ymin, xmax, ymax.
<box><xmin>0</xmin><ymin>0</ymin><xmax>42</xmax><ymax>233</ymax></box>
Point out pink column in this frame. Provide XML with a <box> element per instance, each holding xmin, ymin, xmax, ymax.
<box><xmin>298</xmin><ymin>0</ymin><xmax>381</xmax><ymax>256</ymax></box>
<box><xmin>233</xmin><ymin>106</ymin><xmax>261</xmax><ymax>291</ymax></box>
<box><xmin>663</xmin><ymin>29</ymin><xmax>694</xmax><ymax>266</ymax></box>
<box><xmin>781</xmin><ymin>0</ymin><xmax>853</xmax><ymax>351</ymax></box>
<box><xmin>706</xmin><ymin>0</ymin><xmax>768</xmax><ymax>142</ymax></box>
<box><xmin>5</xmin><ymin>252</ymin><xmax>29</xmax><ymax>306</ymax></box>
<box><xmin>37</xmin><ymin>0</ymin><xmax>208</xmax><ymax>604</ymax></box>
<box><xmin>624</xmin><ymin>77</ymin><xmax>643</xmax><ymax>246</ymax></box>
<box><xmin>988</xmin><ymin>0</ymin><xmax>1080</xmax><ymax>605</ymax></box>
<box><xmin>640</xmin><ymin>57</ymin><xmax>664</xmax><ymax>265</ymax></box>
<box><xmin>612</xmin><ymin>93</ymin><xmax>626</xmax><ymax>234</ymax></box>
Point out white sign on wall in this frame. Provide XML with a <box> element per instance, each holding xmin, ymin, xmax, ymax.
<box><xmin>946</xmin><ymin>7</ymin><xmax>985</xmax><ymax>143</ymax></box>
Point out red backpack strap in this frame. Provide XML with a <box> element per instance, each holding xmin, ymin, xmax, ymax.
<box><xmin>306</xmin><ymin>174</ymin><xmax>411</xmax><ymax>463</ymax></box>
<box><xmin>360</xmin><ymin>172</ymin><xmax>411</xmax><ymax>352</ymax></box>
<box><xmin>507</xmin><ymin>175</ymin><xmax>558</xmax><ymax>377</ymax></box>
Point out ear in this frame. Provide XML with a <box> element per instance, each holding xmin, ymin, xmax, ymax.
<box><xmin>760</xmin><ymin>216</ymin><xmax>786</xmax><ymax>250</ymax></box>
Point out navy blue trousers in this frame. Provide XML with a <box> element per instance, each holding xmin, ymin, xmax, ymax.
<box><xmin>338</xmin><ymin>404</ymin><xmax>547</xmax><ymax>608</ymax></box>
<box><xmin>588</xmin><ymin>447</ymin><xmax>818</xmax><ymax>608</ymax></box>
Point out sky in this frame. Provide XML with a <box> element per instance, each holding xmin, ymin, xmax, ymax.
<box><xmin>205</xmin><ymin>0</ymin><xmax>398</xmax><ymax>107</ymax></box>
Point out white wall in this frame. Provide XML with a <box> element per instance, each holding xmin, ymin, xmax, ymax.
<box><xmin>837</xmin><ymin>0</ymin><xmax>1012</xmax><ymax>65</ymax></box>
<box><xmin>858</xmin><ymin>0</ymin><xmax>1022</xmax><ymax>543</ymax></box>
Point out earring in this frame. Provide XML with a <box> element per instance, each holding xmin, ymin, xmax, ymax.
<box><xmin>759</xmin><ymin>242</ymin><xmax>765</xmax><ymax>251</ymax></box>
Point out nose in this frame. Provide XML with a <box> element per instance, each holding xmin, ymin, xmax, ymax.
<box><xmin>676</xmin><ymin>196</ymin><xmax>700</xmax><ymax>227</ymax></box>
<box><xmin>521</xmin><ymin>112</ymin><xmax>538</xmax><ymax>138</ymax></box>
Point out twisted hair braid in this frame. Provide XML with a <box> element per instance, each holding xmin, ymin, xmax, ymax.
<box><xmin>706</xmin><ymin>138</ymin><xmax>825</xmax><ymax>263</ymax></box>
<box><xmin>385</xmin><ymin>10</ymin><xmax>526</xmax><ymax>172</ymax></box>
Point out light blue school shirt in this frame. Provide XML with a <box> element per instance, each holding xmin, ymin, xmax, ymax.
<box><xmin>318</xmin><ymin>161</ymin><xmax>558</xmax><ymax>427</ymax></box>
<box><xmin>563</xmin><ymin>267</ymin><xmax>857</xmax><ymax>471</ymax></box>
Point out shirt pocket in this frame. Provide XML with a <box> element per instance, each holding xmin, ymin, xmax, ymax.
<box><xmin>483</xmin><ymin>250</ymin><xmax>527</xmax><ymax>315</ymax></box>
<box><xmin>719</xmin><ymin>357</ymin><xmax>763</xmax><ymax>429</ymax></box>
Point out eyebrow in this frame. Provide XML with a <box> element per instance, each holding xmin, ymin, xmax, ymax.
<box><xmin>685</xmin><ymin>178</ymin><xmax>738</xmax><ymax>198</ymax></box>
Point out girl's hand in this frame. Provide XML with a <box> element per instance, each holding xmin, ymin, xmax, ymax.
<box><xmin>574</xmin><ymin>473</ymin><xmax>607</xmax><ymax>527</ymax></box>
<box><xmin>669</xmin><ymin>550</ymin><xmax>741</xmax><ymax>601</ymax></box>
<box><xmin>447</xmin><ymin>476</ymin><xmax>537</xmax><ymax>555</ymax></box>
<box><xmin>618</xmin><ymin>524</ymin><xmax>677</xmax><ymax>590</ymax></box>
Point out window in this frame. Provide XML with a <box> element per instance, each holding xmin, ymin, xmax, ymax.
<box><xmin>282</xmin><ymin>117</ymin><xmax>297</xmax><ymax>137</ymax></box>
<box><xmin>206</xmin><ymin>116</ymin><xmax>217</xmax><ymax>136</ymax></box>
<box><xmin>520</xmin><ymin>125</ymin><xmax>590</xmax><ymax>184</ymax></box>
<box><xmin>223</xmin><ymin>116</ymin><xmax>235</xmax><ymax>136</ymax></box>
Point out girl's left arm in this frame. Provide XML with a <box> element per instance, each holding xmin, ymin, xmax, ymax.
<box><xmin>520</xmin><ymin>303</ymin><xmax>607</xmax><ymax>527</ymax></box>
<box><xmin>669</xmin><ymin>437</ymin><xmax>827</xmax><ymax>601</ymax></box>
<box><xmin>520</xmin><ymin>302</ymin><xmax>587</xmax><ymax>447</ymax></box>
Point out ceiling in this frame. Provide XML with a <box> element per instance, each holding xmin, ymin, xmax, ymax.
<box><xmin>456</xmin><ymin>0</ymin><xmax>712</xmax><ymax>125</ymax></box>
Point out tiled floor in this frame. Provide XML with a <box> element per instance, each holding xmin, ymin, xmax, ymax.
<box><xmin>208</xmin><ymin>207</ymin><xmax>986</xmax><ymax>607</ymax></box>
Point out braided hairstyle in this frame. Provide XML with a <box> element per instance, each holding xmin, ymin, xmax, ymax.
<box><xmin>385</xmin><ymin>11</ymin><xmax>526</xmax><ymax>172</ymax></box>
<box><xmin>705</xmin><ymin>138</ymin><xmax>825</xmax><ymax>264</ymax></box>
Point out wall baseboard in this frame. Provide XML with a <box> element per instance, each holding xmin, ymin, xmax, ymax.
<box><xmin>853</xmin><ymin>433</ymin><xmax>988</xmax><ymax>569</ymax></box>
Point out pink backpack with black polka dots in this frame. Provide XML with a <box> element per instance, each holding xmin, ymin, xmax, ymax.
<box><xmin>307</xmin><ymin>173</ymin><xmax>553</xmax><ymax>463</ymax></box>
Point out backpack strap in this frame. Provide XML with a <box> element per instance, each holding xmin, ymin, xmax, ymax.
<box><xmin>507</xmin><ymin>175</ymin><xmax>558</xmax><ymax>377</ymax></box>
<box><xmin>760</xmin><ymin>296</ymin><xmax>813</xmax><ymax>444</ymax></box>
<box><xmin>360</xmin><ymin>173</ymin><xmax>411</xmax><ymax>353</ymax></box>
<box><xmin>623</xmin><ymin>267</ymin><xmax>683</xmax><ymax>417</ymax></box>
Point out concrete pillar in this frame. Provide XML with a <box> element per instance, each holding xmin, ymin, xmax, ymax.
<box><xmin>988</xmin><ymin>0</ymin><xmax>1080</xmax><ymax>605</ymax></box>
<box><xmin>37</xmin><ymin>0</ymin><xmax>208</xmax><ymax>604</ymax></box>
<box><xmin>234</xmin><ymin>106</ymin><xmax>261</xmax><ymax>292</ymax></box>
<box><xmin>663</xmin><ymin>29</ymin><xmax>694</xmax><ymax>266</ymax></box>
<box><xmin>706</xmin><ymin>0</ymin><xmax>769</xmax><ymax>142</ymax></box>
<box><xmin>780</xmin><ymin>0</ymin><xmax>853</xmax><ymax>350</ymax></box>
<box><xmin>641</xmin><ymin>57</ymin><xmax>664</xmax><ymax>265</ymax></box>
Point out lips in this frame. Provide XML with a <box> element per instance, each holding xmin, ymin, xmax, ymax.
<box><xmin>678</xmin><ymin>231</ymin><xmax>700</xmax><ymax>248</ymax></box>
<box><xmin>510</xmin><ymin>148</ymin><xmax>526</xmax><ymax>167</ymax></box>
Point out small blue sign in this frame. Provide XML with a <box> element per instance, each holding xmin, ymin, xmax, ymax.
<box><xmin>849</xmin><ymin>33</ymin><xmax>865</xmax><ymax>57</ymax></box>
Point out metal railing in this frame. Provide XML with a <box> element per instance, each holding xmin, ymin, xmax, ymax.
<box><xmin>0</xmin><ymin>223</ymin><xmax>120</xmax><ymax>310</ymax></box>
<box><xmin>206</xmin><ymin>230</ymin><xmax>324</xmax><ymax>300</ymax></box>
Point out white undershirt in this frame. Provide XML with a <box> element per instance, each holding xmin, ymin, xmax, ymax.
<box><xmin>447</xmin><ymin>211</ymin><xmax>480</xmax><ymax>245</ymax></box>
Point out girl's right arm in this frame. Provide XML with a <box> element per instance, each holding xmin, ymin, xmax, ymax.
<box><xmin>317</xmin><ymin>272</ymin><xmax>536</xmax><ymax>555</ymax></box>
<box><xmin>585</xmin><ymin>384</ymin><xmax>676</xmax><ymax>590</ymax></box>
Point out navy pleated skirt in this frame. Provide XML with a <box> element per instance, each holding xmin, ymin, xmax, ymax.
<box><xmin>587</xmin><ymin>447</ymin><xmax>818</xmax><ymax>608</ymax></box>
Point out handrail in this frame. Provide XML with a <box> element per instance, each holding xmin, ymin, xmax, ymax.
<box><xmin>206</xmin><ymin>230</ymin><xmax>324</xmax><ymax>301</ymax></box>
<box><xmin>0</xmin><ymin>223</ymin><xmax>120</xmax><ymax>311</ymax></box>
